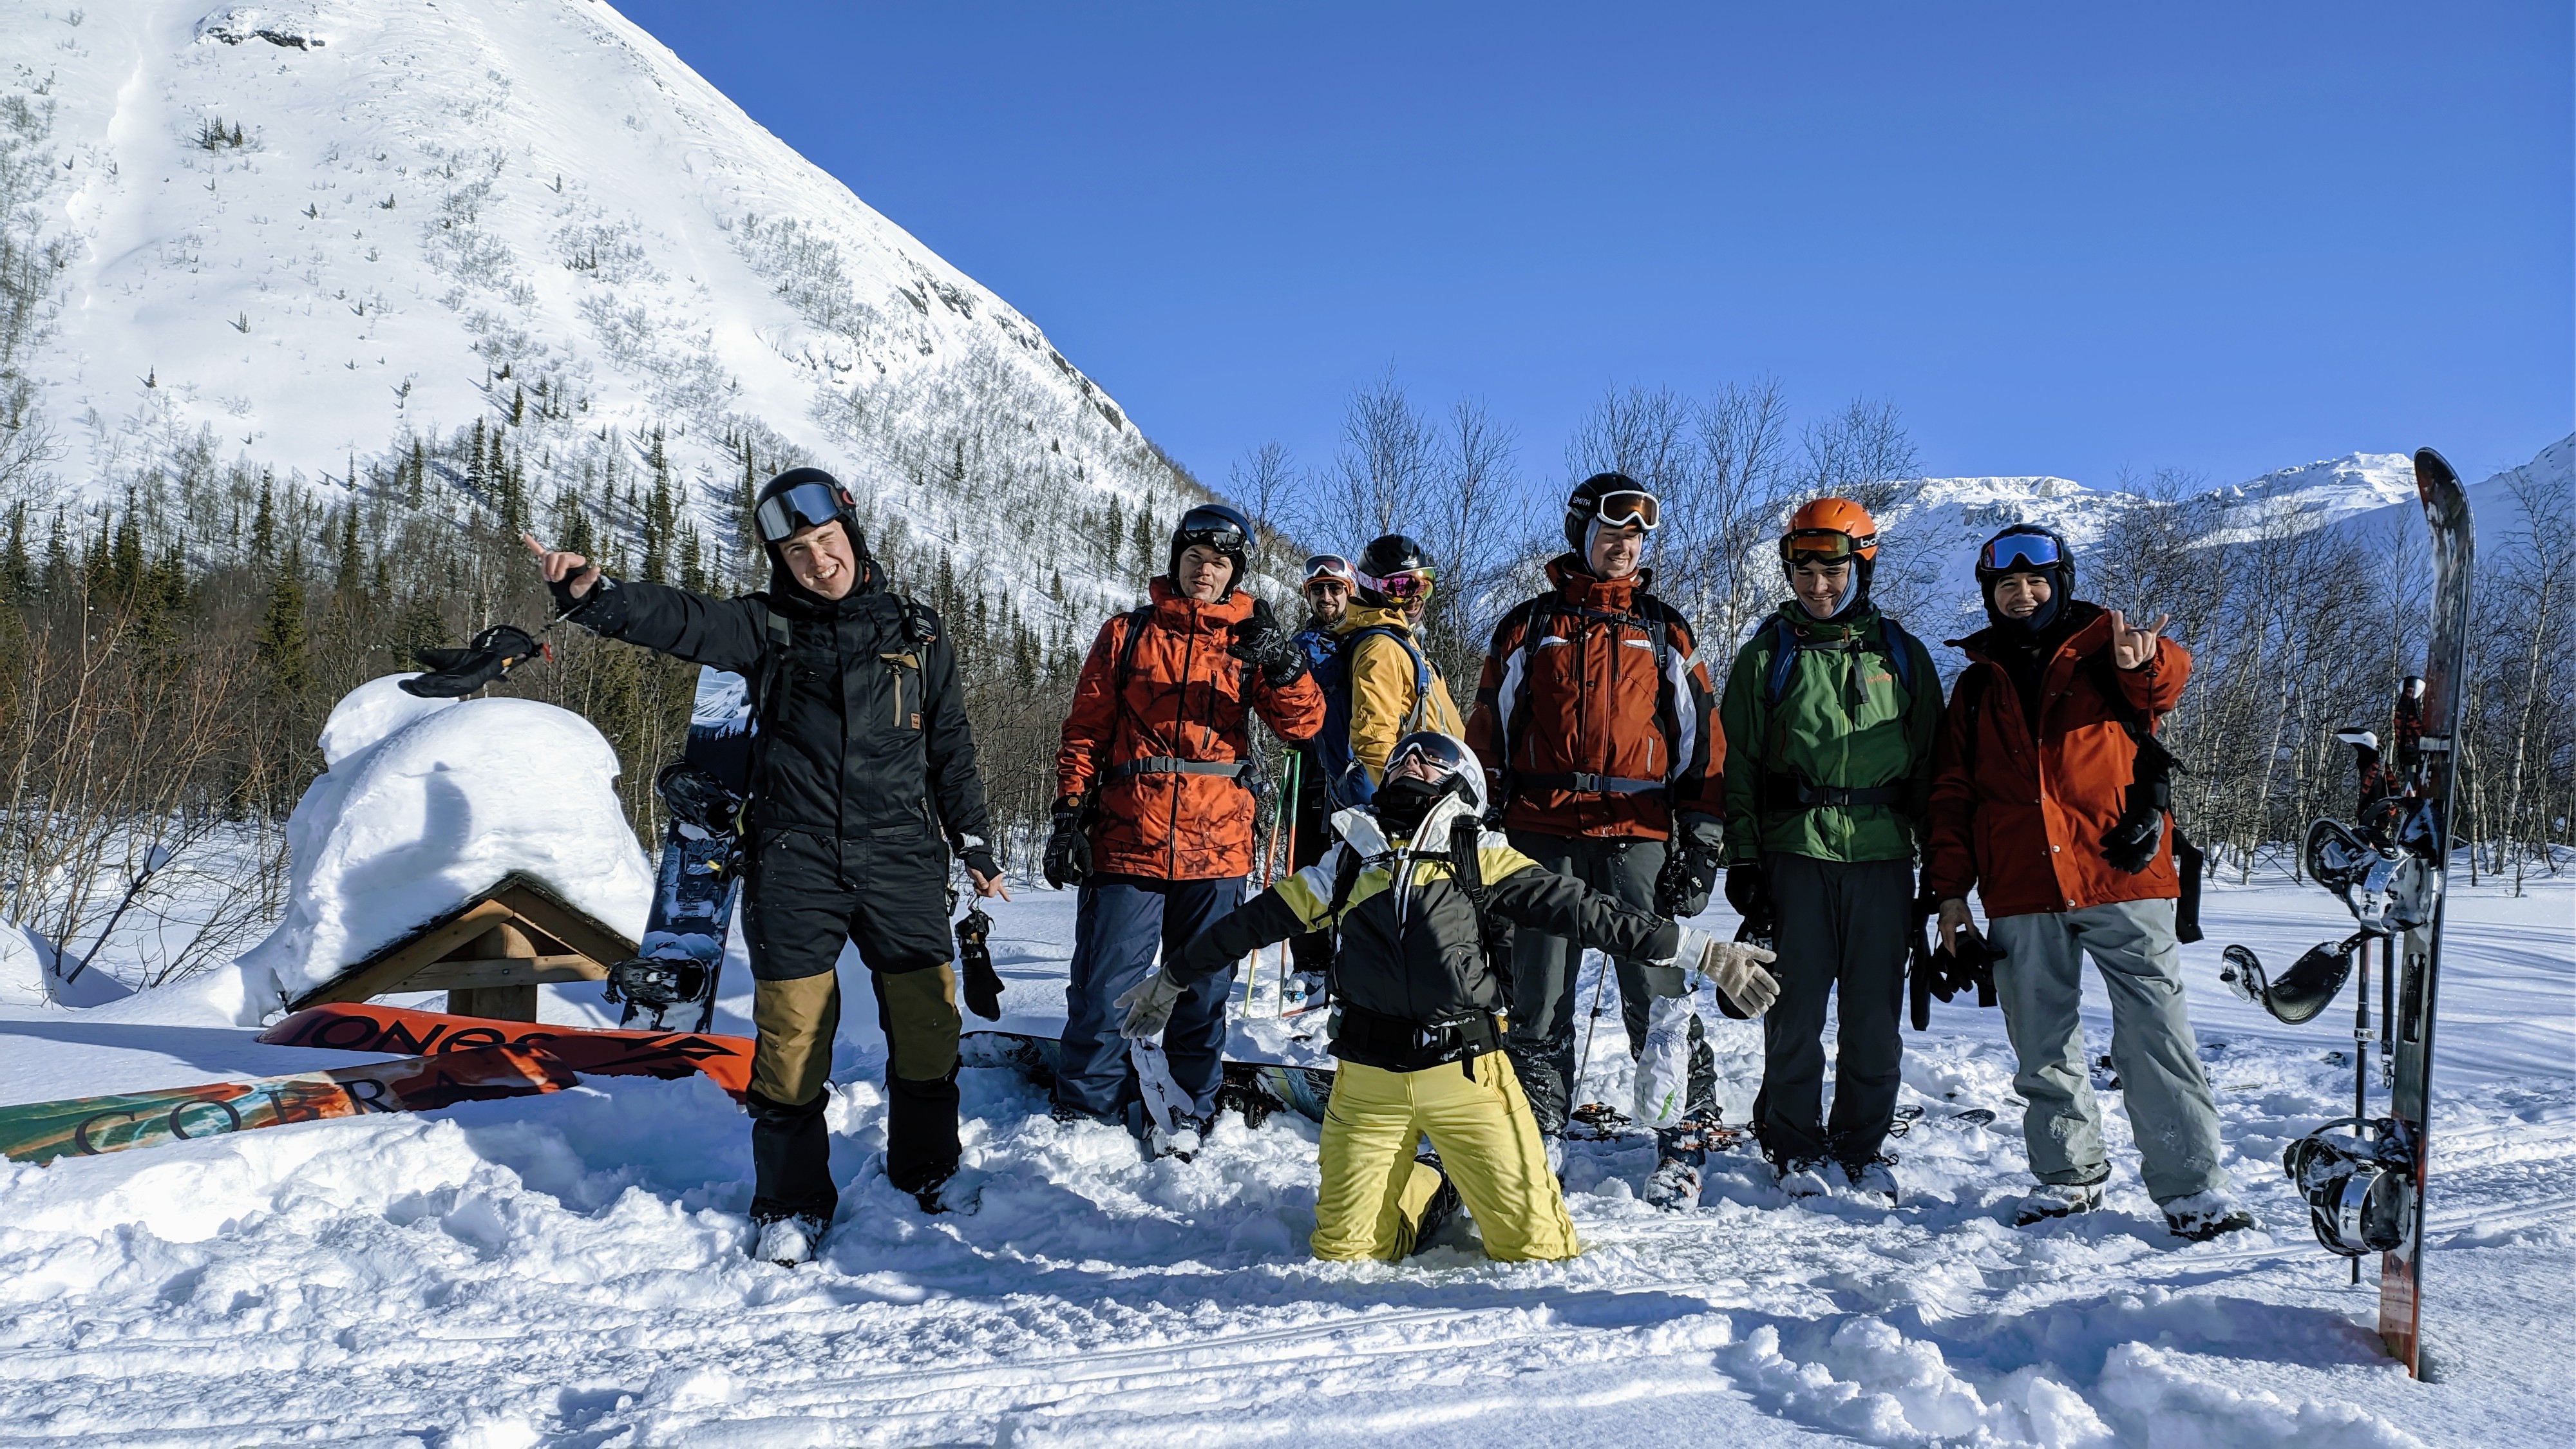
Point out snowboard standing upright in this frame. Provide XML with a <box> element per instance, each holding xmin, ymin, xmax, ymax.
<box><xmin>607</xmin><ymin>668</ymin><xmax>755</xmax><ymax>1031</ymax></box>
<box><xmin>2380</xmin><ymin>448</ymin><xmax>2474</xmax><ymax>1377</ymax></box>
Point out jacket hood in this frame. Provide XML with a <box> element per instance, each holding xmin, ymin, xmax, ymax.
<box><xmin>1544</xmin><ymin>553</ymin><xmax>1654</xmax><ymax>603</ymax></box>
<box><xmin>1332</xmin><ymin>736</ymin><xmax>1488</xmax><ymax>854</ymax></box>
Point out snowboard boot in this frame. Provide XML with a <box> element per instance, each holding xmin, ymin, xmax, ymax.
<box><xmin>2012</xmin><ymin>1178</ymin><xmax>2105</xmax><ymax>1227</ymax></box>
<box><xmin>2162</xmin><ymin>1188</ymin><xmax>2257</xmax><ymax>1242</ymax></box>
<box><xmin>750</xmin><ymin>1209</ymin><xmax>830</xmax><ymax>1267</ymax></box>
<box><xmin>1835</xmin><ymin>1153</ymin><xmax>1901</xmax><ymax>1206</ymax></box>
<box><xmin>1645</xmin><ymin>1118</ymin><xmax>1718</xmax><ymax>1211</ymax></box>
<box><xmin>1772</xmin><ymin>1157</ymin><xmax>1832</xmax><ymax>1201</ymax></box>
<box><xmin>1406</xmin><ymin>1153</ymin><xmax>1463</xmax><ymax>1256</ymax></box>
<box><xmin>1132</xmin><ymin>1105</ymin><xmax>1209</xmax><ymax>1162</ymax></box>
<box><xmin>1542</xmin><ymin>1133</ymin><xmax>1566</xmax><ymax>1182</ymax></box>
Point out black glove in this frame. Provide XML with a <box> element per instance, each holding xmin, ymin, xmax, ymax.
<box><xmin>1653</xmin><ymin>845</ymin><xmax>1719</xmax><ymax>920</ymax></box>
<box><xmin>1724</xmin><ymin>862</ymin><xmax>1772</xmax><ymax>933</ymax></box>
<box><xmin>956</xmin><ymin>906</ymin><xmax>1004</xmax><ymax>1020</ymax></box>
<box><xmin>1229</xmin><ymin>600</ymin><xmax>1310</xmax><ymax>689</ymax></box>
<box><xmin>1042</xmin><ymin>800</ymin><xmax>1091</xmax><ymax>890</ymax></box>
<box><xmin>2101</xmin><ymin>801</ymin><xmax>2166</xmax><ymax>875</ymax></box>
<box><xmin>401</xmin><ymin>625</ymin><xmax>545</xmax><ymax>699</ymax></box>
<box><xmin>960</xmin><ymin>846</ymin><xmax>1001</xmax><ymax>884</ymax></box>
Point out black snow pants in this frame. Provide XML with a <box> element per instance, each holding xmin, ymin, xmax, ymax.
<box><xmin>1750</xmin><ymin>852</ymin><xmax>1912</xmax><ymax>1167</ymax></box>
<box><xmin>741</xmin><ymin>826</ymin><xmax>961</xmax><ymax>1218</ymax></box>
<box><xmin>1502</xmin><ymin>833</ymin><xmax>1716</xmax><ymax>1136</ymax></box>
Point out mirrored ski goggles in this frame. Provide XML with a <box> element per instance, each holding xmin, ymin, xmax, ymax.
<box><xmin>1386</xmin><ymin>731</ymin><xmax>1470</xmax><ymax>782</ymax></box>
<box><xmin>1361</xmin><ymin>566</ymin><xmax>1437</xmax><ymax>603</ymax></box>
<box><xmin>1304</xmin><ymin>554</ymin><xmax>1356</xmax><ymax>588</ymax></box>
<box><xmin>1594</xmin><ymin>489</ymin><xmax>1660</xmax><ymax>532</ymax></box>
<box><xmin>1174</xmin><ymin>505</ymin><xmax>1248</xmax><ymax>554</ymax></box>
<box><xmin>1978</xmin><ymin>532</ymin><xmax>2063</xmax><ymax>573</ymax></box>
<box><xmin>755</xmin><ymin>482</ymin><xmax>851</xmax><ymax>544</ymax></box>
<box><xmin>1779</xmin><ymin>529</ymin><xmax>1866</xmax><ymax>564</ymax></box>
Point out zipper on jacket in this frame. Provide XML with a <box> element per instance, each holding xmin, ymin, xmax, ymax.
<box><xmin>1166</xmin><ymin>612</ymin><xmax>1196</xmax><ymax>875</ymax></box>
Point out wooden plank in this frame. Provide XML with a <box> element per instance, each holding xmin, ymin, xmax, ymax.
<box><xmin>447</xmin><ymin>985</ymin><xmax>540</xmax><ymax>1021</ymax></box>
<box><xmin>294</xmin><ymin>899</ymin><xmax>524</xmax><ymax>1007</ymax></box>
<box><xmin>284</xmin><ymin>872</ymin><xmax>638</xmax><ymax>1013</ymax></box>
<box><xmin>404</xmin><ymin>955</ymin><xmax>605</xmax><ymax>990</ymax></box>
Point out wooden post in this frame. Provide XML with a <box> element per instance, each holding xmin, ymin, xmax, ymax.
<box><xmin>449</xmin><ymin>922</ymin><xmax>542</xmax><ymax>1022</ymax></box>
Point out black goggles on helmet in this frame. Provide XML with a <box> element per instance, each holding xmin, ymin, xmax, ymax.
<box><xmin>1978</xmin><ymin>532</ymin><xmax>2063</xmax><ymax>573</ymax></box>
<box><xmin>1386</xmin><ymin>731</ymin><xmax>1470</xmax><ymax>782</ymax></box>
<box><xmin>1779</xmin><ymin>529</ymin><xmax>1864</xmax><ymax>564</ymax></box>
<box><xmin>1175</xmin><ymin>506</ymin><xmax>1248</xmax><ymax>554</ymax></box>
<box><xmin>755</xmin><ymin>482</ymin><xmax>851</xmax><ymax>544</ymax></box>
<box><xmin>1593</xmin><ymin>489</ymin><xmax>1660</xmax><ymax>532</ymax></box>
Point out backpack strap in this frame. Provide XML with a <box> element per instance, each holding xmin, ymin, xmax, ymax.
<box><xmin>1446</xmin><ymin>815</ymin><xmax>1510</xmax><ymax>985</ymax></box>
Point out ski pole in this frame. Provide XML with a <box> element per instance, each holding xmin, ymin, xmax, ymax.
<box><xmin>2351</xmin><ymin>934</ymin><xmax>2371</xmax><ymax>1286</ymax></box>
<box><xmin>1573</xmin><ymin>951</ymin><xmax>1610</xmax><ymax>1113</ymax></box>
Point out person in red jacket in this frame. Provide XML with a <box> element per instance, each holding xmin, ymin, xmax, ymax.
<box><xmin>1923</xmin><ymin>524</ymin><xmax>2250</xmax><ymax>1242</ymax></box>
<box><xmin>1042</xmin><ymin>504</ymin><xmax>1325</xmax><ymax>1149</ymax></box>
<box><xmin>1466</xmin><ymin>473</ymin><xmax>1728</xmax><ymax>1173</ymax></box>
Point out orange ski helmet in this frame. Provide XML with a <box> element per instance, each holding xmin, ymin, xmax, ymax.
<box><xmin>1781</xmin><ymin>497</ymin><xmax>1879</xmax><ymax>562</ymax></box>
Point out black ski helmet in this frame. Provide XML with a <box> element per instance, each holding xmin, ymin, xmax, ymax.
<box><xmin>1563</xmin><ymin>471</ymin><xmax>1661</xmax><ymax>554</ymax></box>
<box><xmin>1168</xmin><ymin>502</ymin><xmax>1253</xmax><ymax>598</ymax></box>
<box><xmin>1354</xmin><ymin>534</ymin><xmax>1437</xmax><ymax>609</ymax></box>
<box><xmin>752</xmin><ymin>468</ymin><xmax>871</xmax><ymax>598</ymax></box>
<box><xmin>1974</xmin><ymin>522</ymin><xmax>2072</xmax><ymax>628</ymax></box>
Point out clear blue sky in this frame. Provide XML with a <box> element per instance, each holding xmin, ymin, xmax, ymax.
<box><xmin>621</xmin><ymin>1</ymin><xmax>2571</xmax><ymax>491</ymax></box>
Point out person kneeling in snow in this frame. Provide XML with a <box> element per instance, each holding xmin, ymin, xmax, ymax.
<box><xmin>1123</xmin><ymin>732</ymin><xmax>1781</xmax><ymax>1262</ymax></box>
<box><xmin>525</xmin><ymin>469</ymin><xmax>1007</xmax><ymax>1265</ymax></box>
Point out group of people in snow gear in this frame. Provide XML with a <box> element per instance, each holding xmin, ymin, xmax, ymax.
<box><xmin>528</xmin><ymin>459</ymin><xmax>2249</xmax><ymax>1265</ymax></box>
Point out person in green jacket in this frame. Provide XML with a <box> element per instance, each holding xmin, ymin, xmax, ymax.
<box><xmin>1716</xmin><ymin>497</ymin><xmax>1943</xmax><ymax>1204</ymax></box>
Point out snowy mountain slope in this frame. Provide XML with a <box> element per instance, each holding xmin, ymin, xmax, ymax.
<box><xmin>5</xmin><ymin>0</ymin><xmax>1186</xmax><ymax>584</ymax></box>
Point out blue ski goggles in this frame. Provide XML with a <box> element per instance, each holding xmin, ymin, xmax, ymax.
<box><xmin>1977</xmin><ymin>531</ymin><xmax>2063</xmax><ymax>573</ymax></box>
<box><xmin>755</xmin><ymin>481</ymin><xmax>853</xmax><ymax>544</ymax></box>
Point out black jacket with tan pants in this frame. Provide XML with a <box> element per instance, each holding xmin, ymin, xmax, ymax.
<box><xmin>566</xmin><ymin>556</ymin><xmax>992</xmax><ymax>1217</ymax></box>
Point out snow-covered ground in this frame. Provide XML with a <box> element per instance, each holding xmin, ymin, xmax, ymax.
<box><xmin>3</xmin><ymin>862</ymin><xmax>2568</xmax><ymax>1447</ymax></box>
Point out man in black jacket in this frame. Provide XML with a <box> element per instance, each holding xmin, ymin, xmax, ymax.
<box><xmin>525</xmin><ymin>468</ymin><xmax>1005</xmax><ymax>1265</ymax></box>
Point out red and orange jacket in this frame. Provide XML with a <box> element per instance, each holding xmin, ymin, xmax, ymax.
<box><xmin>1056</xmin><ymin>580</ymin><xmax>1325</xmax><ymax>880</ymax></box>
<box><xmin>1466</xmin><ymin>557</ymin><xmax>1726</xmax><ymax>846</ymax></box>
<box><xmin>1922</xmin><ymin>605</ymin><xmax>2189</xmax><ymax>918</ymax></box>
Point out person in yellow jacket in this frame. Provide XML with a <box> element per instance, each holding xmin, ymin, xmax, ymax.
<box><xmin>1332</xmin><ymin>535</ymin><xmax>1466</xmax><ymax>802</ymax></box>
<box><xmin>1121</xmin><ymin>733</ymin><xmax>1781</xmax><ymax>1261</ymax></box>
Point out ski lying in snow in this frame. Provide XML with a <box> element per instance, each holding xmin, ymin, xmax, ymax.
<box><xmin>2378</xmin><ymin>448</ymin><xmax>2473</xmax><ymax>1378</ymax></box>
<box><xmin>605</xmin><ymin>667</ymin><xmax>753</xmax><ymax>1031</ymax></box>
<box><xmin>260</xmin><ymin>1002</ymin><xmax>755</xmax><ymax>1097</ymax></box>
<box><xmin>959</xmin><ymin>1030</ymin><xmax>1335</xmax><ymax>1127</ymax></box>
<box><xmin>0</xmin><ymin>1044</ymin><xmax>582</xmax><ymax>1166</ymax></box>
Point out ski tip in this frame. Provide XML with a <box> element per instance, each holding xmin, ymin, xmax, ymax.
<box><xmin>2412</xmin><ymin>447</ymin><xmax>2459</xmax><ymax>491</ymax></box>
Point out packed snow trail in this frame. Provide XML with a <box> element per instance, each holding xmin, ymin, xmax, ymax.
<box><xmin>2</xmin><ymin>872</ymin><xmax>2570</xmax><ymax>1446</ymax></box>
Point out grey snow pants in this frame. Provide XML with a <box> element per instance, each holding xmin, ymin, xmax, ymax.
<box><xmin>1988</xmin><ymin>898</ymin><xmax>2229</xmax><ymax>1204</ymax></box>
<box><xmin>1752</xmin><ymin>852</ymin><xmax>1913</xmax><ymax>1166</ymax></box>
<box><xmin>1502</xmin><ymin>832</ymin><xmax>1716</xmax><ymax>1136</ymax></box>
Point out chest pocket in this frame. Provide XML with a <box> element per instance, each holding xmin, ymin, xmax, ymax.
<box><xmin>881</xmin><ymin>652</ymin><xmax>922</xmax><ymax>732</ymax></box>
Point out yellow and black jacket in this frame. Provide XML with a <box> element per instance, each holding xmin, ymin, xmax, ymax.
<box><xmin>1168</xmin><ymin>782</ymin><xmax>1682</xmax><ymax>1072</ymax></box>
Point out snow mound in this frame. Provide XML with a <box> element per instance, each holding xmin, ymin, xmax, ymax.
<box><xmin>231</xmin><ymin>677</ymin><xmax>652</xmax><ymax>1016</ymax></box>
<box><xmin>0</xmin><ymin>918</ymin><xmax>134</xmax><ymax>1010</ymax></box>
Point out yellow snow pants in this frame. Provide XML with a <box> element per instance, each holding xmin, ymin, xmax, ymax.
<box><xmin>1312</xmin><ymin>1050</ymin><xmax>1579</xmax><ymax>1262</ymax></box>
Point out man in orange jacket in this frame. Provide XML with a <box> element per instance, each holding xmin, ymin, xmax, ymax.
<box><xmin>1924</xmin><ymin>524</ymin><xmax>2249</xmax><ymax>1241</ymax></box>
<box><xmin>1466</xmin><ymin>473</ymin><xmax>1727</xmax><ymax>1179</ymax></box>
<box><xmin>1043</xmin><ymin>504</ymin><xmax>1325</xmax><ymax>1148</ymax></box>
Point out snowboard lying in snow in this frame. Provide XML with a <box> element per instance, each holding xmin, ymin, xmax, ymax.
<box><xmin>960</xmin><ymin>1030</ymin><xmax>1336</xmax><ymax>1128</ymax></box>
<box><xmin>0</xmin><ymin>1006</ymin><xmax>755</xmax><ymax>1166</ymax></box>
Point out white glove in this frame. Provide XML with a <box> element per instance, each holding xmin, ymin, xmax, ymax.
<box><xmin>1115</xmin><ymin>971</ymin><xmax>1188</xmax><ymax>1039</ymax></box>
<box><xmin>1694</xmin><ymin>931</ymin><xmax>1781</xmax><ymax>1018</ymax></box>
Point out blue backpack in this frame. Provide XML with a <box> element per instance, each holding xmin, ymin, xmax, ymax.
<box><xmin>1311</xmin><ymin>625</ymin><xmax>1432</xmax><ymax>808</ymax></box>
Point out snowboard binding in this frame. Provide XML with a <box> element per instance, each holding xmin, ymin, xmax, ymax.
<box><xmin>401</xmin><ymin>624</ymin><xmax>551</xmax><ymax>699</ymax></box>
<box><xmin>2220</xmin><ymin>938</ymin><xmax>2358</xmax><ymax>1025</ymax></box>
<box><xmin>956</xmin><ymin>904</ymin><xmax>1005</xmax><ymax>1021</ymax></box>
<box><xmin>2282</xmin><ymin>1115</ymin><xmax>2417</xmax><ymax>1258</ymax></box>
<box><xmin>604</xmin><ymin>955</ymin><xmax>712</xmax><ymax>1026</ymax></box>
<box><xmin>656</xmin><ymin>762</ymin><xmax>744</xmax><ymax>839</ymax></box>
